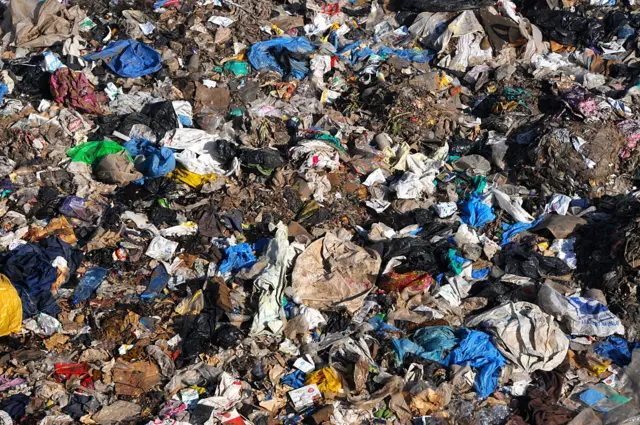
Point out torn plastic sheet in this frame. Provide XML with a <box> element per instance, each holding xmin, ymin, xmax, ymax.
<box><xmin>248</xmin><ymin>37</ymin><xmax>315</xmax><ymax>80</ymax></box>
<box><xmin>484</xmin><ymin>188</ymin><xmax>534</xmax><ymax>224</ymax></box>
<box><xmin>465</xmin><ymin>302</ymin><xmax>569</xmax><ymax>373</ymax></box>
<box><xmin>160</xmin><ymin>129</ymin><xmax>239</xmax><ymax>176</ymax></box>
<box><xmin>250</xmin><ymin>222</ymin><xmax>296</xmax><ymax>336</ymax></box>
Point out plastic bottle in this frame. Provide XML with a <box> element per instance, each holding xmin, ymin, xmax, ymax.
<box><xmin>72</xmin><ymin>267</ymin><xmax>108</xmax><ymax>305</ymax></box>
<box><xmin>140</xmin><ymin>264</ymin><xmax>170</xmax><ymax>301</ymax></box>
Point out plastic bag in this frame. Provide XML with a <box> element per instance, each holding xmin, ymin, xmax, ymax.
<box><xmin>141</xmin><ymin>264</ymin><xmax>170</xmax><ymax>301</ymax></box>
<box><xmin>445</xmin><ymin>329</ymin><xmax>506</xmax><ymax>399</ymax></box>
<box><xmin>538</xmin><ymin>283</ymin><xmax>624</xmax><ymax>337</ymax></box>
<box><xmin>248</xmin><ymin>37</ymin><xmax>315</xmax><ymax>80</ymax></box>
<box><xmin>218</xmin><ymin>244</ymin><xmax>256</xmax><ymax>274</ymax></box>
<box><xmin>305</xmin><ymin>367</ymin><xmax>342</xmax><ymax>393</ymax></box>
<box><xmin>0</xmin><ymin>274</ymin><xmax>22</xmax><ymax>337</ymax></box>
<box><xmin>67</xmin><ymin>141</ymin><xmax>127</xmax><ymax>164</ymax></box>
<box><xmin>169</xmin><ymin>168</ymin><xmax>217</xmax><ymax>189</ymax></box>
<box><xmin>460</xmin><ymin>194</ymin><xmax>495</xmax><ymax>228</ymax></box>
<box><xmin>123</xmin><ymin>138</ymin><xmax>176</xmax><ymax>179</ymax></box>
<box><xmin>72</xmin><ymin>267</ymin><xmax>108</xmax><ymax>305</ymax></box>
<box><xmin>84</xmin><ymin>40</ymin><xmax>162</xmax><ymax>78</ymax></box>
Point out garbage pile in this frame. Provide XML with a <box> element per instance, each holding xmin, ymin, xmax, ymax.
<box><xmin>2</xmin><ymin>0</ymin><xmax>640</xmax><ymax>423</ymax></box>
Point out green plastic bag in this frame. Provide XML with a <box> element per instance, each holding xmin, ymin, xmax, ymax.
<box><xmin>223</xmin><ymin>60</ymin><xmax>250</xmax><ymax>77</ymax></box>
<box><xmin>67</xmin><ymin>141</ymin><xmax>128</xmax><ymax>164</ymax></box>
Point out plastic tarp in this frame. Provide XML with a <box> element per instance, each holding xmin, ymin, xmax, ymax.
<box><xmin>248</xmin><ymin>37</ymin><xmax>315</xmax><ymax>80</ymax></box>
<box><xmin>84</xmin><ymin>40</ymin><xmax>162</xmax><ymax>78</ymax></box>
<box><xmin>123</xmin><ymin>138</ymin><xmax>176</xmax><ymax>179</ymax></box>
<box><xmin>465</xmin><ymin>302</ymin><xmax>569</xmax><ymax>373</ymax></box>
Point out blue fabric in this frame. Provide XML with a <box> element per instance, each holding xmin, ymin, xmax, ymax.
<box><xmin>460</xmin><ymin>195</ymin><xmax>496</xmax><ymax>228</ymax></box>
<box><xmin>445</xmin><ymin>329</ymin><xmax>506</xmax><ymax>399</ymax></box>
<box><xmin>281</xmin><ymin>370</ymin><xmax>306</xmax><ymax>388</ymax></box>
<box><xmin>253</xmin><ymin>238</ymin><xmax>270</xmax><ymax>255</ymax></box>
<box><xmin>0</xmin><ymin>394</ymin><xmax>29</xmax><ymax>419</ymax></box>
<box><xmin>0</xmin><ymin>83</ymin><xmax>8</xmax><ymax>104</ymax></box>
<box><xmin>84</xmin><ymin>40</ymin><xmax>162</xmax><ymax>78</ymax></box>
<box><xmin>248</xmin><ymin>37</ymin><xmax>315</xmax><ymax>80</ymax></box>
<box><xmin>219</xmin><ymin>243</ymin><xmax>257</xmax><ymax>273</ymax></box>
<box><xmin>501</xmin><ymin>216</ymin><xmax>544</xmax><ymax>245</ymax></box>
<box><xmin>1</xmin><ymin>237</ymin><xmax>83</xmax><ymax>318</ymax></box>
<box><xmin>123</xmin><ymin>138</ymin><xmax>175</xmax><ymax>179</ymax></box>
<box><xmin>595</xmin><ymin>336</ymin><xmax>640</xmax><ymax>366</ymax></box>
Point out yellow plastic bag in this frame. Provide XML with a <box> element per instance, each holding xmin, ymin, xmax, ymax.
<box><xmin>305</xmin><ymin>367</ymin><xmax>342</xmax><ymax>393</ymax></box>
<box><xmin>169</xmin><ymin>168</ymin><xmax>217</xmax><ymax>189</ymax></box>
<box><xmin>0</xmin><ymin>274</ymin><xmax>22</xmax><ymax>336</ymax></box>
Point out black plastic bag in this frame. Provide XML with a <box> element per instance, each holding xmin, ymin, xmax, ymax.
<box><xmin>141</xmin><ymin>101</ymin><xmax>179</xmax><ymax>139</ymax></box>
<box><xmin>528</xmin><ymin>10</ymin><xmax>605</xmax><ymax>47</ymax></box>
<box><xmin>238</xmin><ymin>148</ymin><xmax>286</xmax><ymax>169</ymax></box>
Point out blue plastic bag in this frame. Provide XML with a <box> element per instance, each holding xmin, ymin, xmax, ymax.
<box><xmin>392</xmin><ymin>338</ymin><xmax>430</xmax><ymax>361</ymax></box>
<box><xmin>460</xmin><ymin>195</ymin><xmax>496</xmax><ymax>228</ymax></box>
<box><xmin>378</xmin><ymin>46</ymin><xmax>434</xmax><ymax>63</ymax></box>
<box><xmin>219</xmin><ymin>243</ymin><xmax>257</xmax><ymax>274</ymax></box>
<box><xmin>594</xmin><ymin>336</ymin><xmax>640</xmax><ymax>366</ymax></box>
<box><xmin>501</xmin><ymin>216</ymin><xmax>544</xmax><ymax>245</ymax></box>
<box><xmin>123</xmin><ymin>138</ymin><xmax>176</xmax><ymax>179</ymax></box>
<box><xmin>394</xmin><ymin>326</ymin><xmax>505</xmax><ymax>398</ymax></box>
<box><xmin>414</xmin><ymin>326</ymin><xmax>459</xmax><ymax>362</ymax></box>
<box><xmin>393</xmin><ymin>326</ymin><xmax>458</xmax><ymax>362</ymax></box>
<box><xmin>368</xmin><ymin>316</ymin><xmax>401</xmax><ymax>335</ymax></box>
<box><xmin>84</xmin><ymin>40</ymin><xmax>162</xmax><ymax>78</ymax></box>
<box><xmin>248</xmin><ymin>37</ymin><xmax>315</xmax><ymax>80</ymax></box>
<box><xmin>445</xmin><ymin>329</ymin><xmax>506</xmax><ymax>399</ymax></box>
<box><xmin>281</xmin><ymin>370</ymin><xmax>306</xmax><ymax>389</ymax></box>
<box><xmin>0</xmin><ymin>84</ymin><xmax>8</xmax><ymax>104</ymax></box>
<box><xmin>471</xmin><ymin>267</ymin><xmax>490</xmax><ymax>279</ymax></box>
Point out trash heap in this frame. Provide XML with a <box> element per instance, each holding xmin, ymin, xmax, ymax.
<box><xmin>2</xmin><ymin>0</ymin><xmax>640</xmax><ymax>423</ymax></box>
